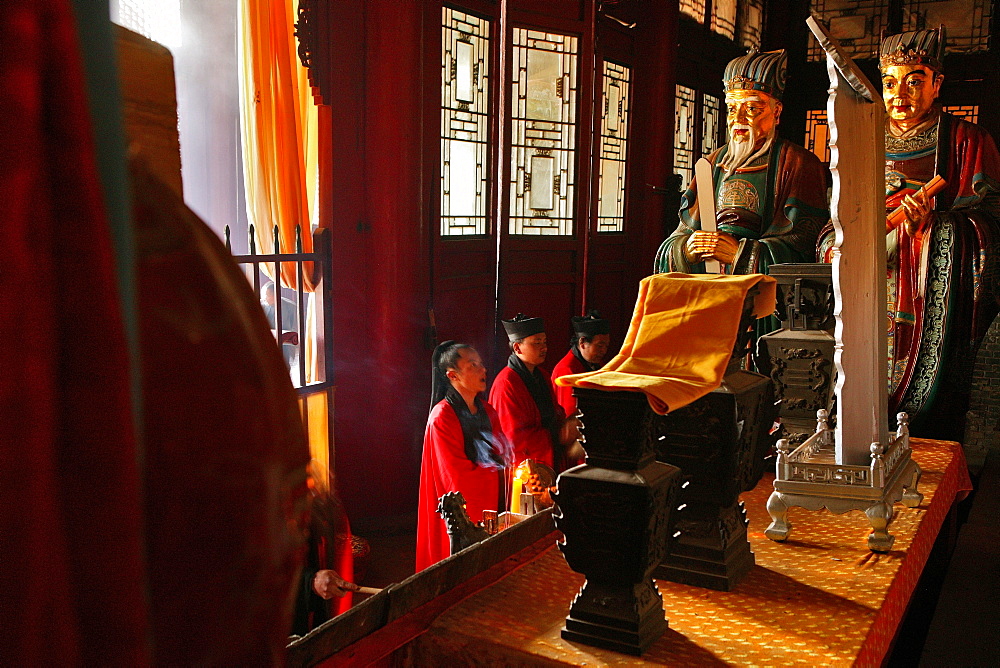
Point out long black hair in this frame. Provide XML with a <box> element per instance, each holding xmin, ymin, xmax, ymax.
<box><xmin>430</xmin><ymin>340</ymin><xmax>473</xmax><ymax>409</ymax></box>
<box><xmin>429</xmin><ymin>340</ymin><xmax>506</xmax><ymax>468</ymax></box>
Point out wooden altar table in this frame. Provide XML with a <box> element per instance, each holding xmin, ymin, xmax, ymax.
<box><xmin>391</xmin><ymin>439</ymin><xmax>970</xmax><ymax>667</ymax></box>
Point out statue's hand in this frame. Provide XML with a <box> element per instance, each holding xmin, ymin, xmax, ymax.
<box><xmin>685</xmin><ymin>230</ymin><xmax>739</xmax><ymax>265</ymax></box>
<box><xmin>901</xmin><ymin>186</ymin><xmax>933</xmax><ymax>236</ymax></box>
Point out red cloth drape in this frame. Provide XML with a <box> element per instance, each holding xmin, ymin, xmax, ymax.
<box><xmin>0</xmin><ymin>1</ymin><xmax>149</xmax><ymax>664</ymax></box>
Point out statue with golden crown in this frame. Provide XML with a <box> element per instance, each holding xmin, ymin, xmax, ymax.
<box><xmin>819</xmin><ymin>28</ymin><xmax>1000</xmax><ymax>441</ymax></box>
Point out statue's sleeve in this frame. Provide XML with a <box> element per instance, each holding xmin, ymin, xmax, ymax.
<box><xmin>653</xmin><ymin>179</ymin><xmax>700</xmax><ymax>273</ymax></box>
<box><xmin>758</xmin><ymin>145</ymin><xmax>830</xmax><ymax>268</ymax></box>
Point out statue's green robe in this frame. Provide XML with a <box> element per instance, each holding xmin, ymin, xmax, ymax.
<box><xmin>654</xmin><ymin>138</ymin><xmax>829</xmax><ymax>336</ymax></box>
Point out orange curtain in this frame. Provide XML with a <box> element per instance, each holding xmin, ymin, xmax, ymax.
<box><xmin>238</xmin><ymin>0</ymin><xmax>318</xmax><ymax>292</ymax></box>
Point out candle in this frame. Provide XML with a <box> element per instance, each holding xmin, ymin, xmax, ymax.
<box><xmin>510</xmin><ymin>476</ymin><xmax>523</xmax><ymax>514</ymax></box>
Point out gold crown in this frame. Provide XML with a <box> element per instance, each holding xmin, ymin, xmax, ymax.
<box><xmin>879</xmin><ymin>45</ymin><xmax>941</xmax><ymax>70</ymax></box>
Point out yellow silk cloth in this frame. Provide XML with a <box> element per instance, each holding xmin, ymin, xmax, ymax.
<box><xmin>556</xmin><ymin>272</ymin><xmax>776</xmax><ymax>414</ymax></box>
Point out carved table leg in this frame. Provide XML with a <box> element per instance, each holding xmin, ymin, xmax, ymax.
<box><xmin>901</xmin><ymin>462</ymin><xmax>923</xmax><ymax>508</ymax></box>
<box><xmin>764</xmin><ymin>491</ymin><xmax>791</xmax><ymax>542</ymax></box>
<box><xmin>865</xmin><ymin>501</ymin><xmax>895</xmax><ymax>552</ymax></box>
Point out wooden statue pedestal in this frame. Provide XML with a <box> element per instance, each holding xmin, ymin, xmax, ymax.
<box><xmin>765</xmin><ymin>411</ymin><xmax>923</xmax><ymax>552</ymax></box>
<box><xmin>651</xmin><ymin>369</ymin><xmax>773</xmax><ymax>591</ymax></box>
<box><xmin>554</xmin><ymin>389</ymin><xmax>681</xmax><ymax>656</ymax></box>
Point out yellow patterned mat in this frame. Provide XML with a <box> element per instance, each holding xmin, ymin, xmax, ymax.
<box><xmin>415</xmin><ymin>440</ymin><xmax>970</xmax><ymax>667</ymax></box>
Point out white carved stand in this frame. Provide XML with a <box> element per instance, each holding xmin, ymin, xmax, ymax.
<box><xmin>763</xmin><ymin>17</ymin><xmax>922</xmax><ymax>553</ymax></box>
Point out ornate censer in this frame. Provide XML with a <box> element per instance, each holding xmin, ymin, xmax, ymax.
<box><xmin>757</xmin><ymin>263</ymin><xmax>836</xmax><ymax>446</ymax></box>
<box><xmin>651</xmin><ymin>287</ymin><xmax>775</xmax><ymax>590</ymax></box>
<box><xmin>553</xmin><ymin>388</ymin><xmax>681</xmax><ymax>656</ymax></box>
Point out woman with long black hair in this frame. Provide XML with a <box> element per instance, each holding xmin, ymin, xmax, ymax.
<box><xmin>415</xmin><ymin>341</ymin><xmax>511</xmax><ymax>571</ymax></box>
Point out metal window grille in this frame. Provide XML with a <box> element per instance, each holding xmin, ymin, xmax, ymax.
<box><xmin>225</xmin><ymin>224</ymin><xmax>333</xmax><ymax>394</ymax></box>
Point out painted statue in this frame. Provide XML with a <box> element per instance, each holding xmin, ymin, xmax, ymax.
<box><xmin>818</xmin><ymin>28</ymin><xmax>1000</xmax><ymax>440</ymax></box>
<box><xmin>655</xmin><ymin>49</ymin><xmax>830</xmax><ymax>337</ymax></box>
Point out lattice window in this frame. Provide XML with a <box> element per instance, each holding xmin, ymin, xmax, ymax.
<box><xmin>114</xmin><ymin>0</ymin><xmax>182</xmax><ymax>48</ymax></box>
<box><xmin>702</xmin><ymin>93</ymin><xmax>722</xmax><ymax>157</ymax></box>
<box><xmin>441</xmin><ymin>9</ymin><xmax>491</xmax><ymax>236</ymax></box>
<box><xmin>509</xmin><ymin>29</ymin><xmax>579</xmax><ymax>236</ymax></box>
<box><xmin>712</xmin><ymin>0</ymin><xmax>738</xmax><ymax>39</ymax></box>
<box><xmin>680</xmin><ymin>0</ymin><xmax>707</xmax><ymax>22</ymax></box>
<box><xmin>808</xmin><ymin>0</ymin><xmax>891</xmax><ymax>62</ymax></box>
<box><xmin>804</xmin><ymin>109</ymin><xmax>831</xmax><ymax>164</ymax></box>
<box><xmin>673</xmin><ymin>85</ymin><xmax>697</xmax><ymax>187</ymax></box>
<box><xmin>943</xmin><ymin>105</ymin><xmax>980</xmax><ymax>123</ymax></box>
<box><xmin>902</xmin><ymin>0</ymin><xmax>991</xmax><ymax>53</ymax></box>
<box><xmin>597</xmin><ymin>62</ymin><xmax>631</xmax><ymax>234</ymax></box>
<box><xmin>739</xmin><ymin>0</ymin><xmax>765</xmax><ymax>51</ymax></box>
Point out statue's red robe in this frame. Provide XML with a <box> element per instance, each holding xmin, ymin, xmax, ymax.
<box><xmin>820</xmin><ymin>111</ymin><xmax>1000</xmax><ymax>438</ymax></box>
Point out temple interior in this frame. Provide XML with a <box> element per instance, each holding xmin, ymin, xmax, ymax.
<box><xmin>5</xmin><ymin>0</ymin><xmax>1000</xmax><ymax>665</ymax></box>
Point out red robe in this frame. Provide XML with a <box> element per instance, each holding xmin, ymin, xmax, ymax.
<box><xmin>488</xmin><ymin>366</ymin><xmax>564</xmax><ymax>470</ymax></box>
<box><xmin>416</xmin><ymin>400</ymin><xmax>502</xmax><ymax>571</ymax></box>
<box><xmin>551</xmin><ymin>349</ymin><xmax>587</xmax><ymax>418</ymax></box>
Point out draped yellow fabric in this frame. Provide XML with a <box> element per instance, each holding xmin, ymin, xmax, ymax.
<box><xmin>238</xmin><ymin>0</ymin><xmax>318</xmax><ymax>292</ymax></box>
<box><xmin>556</xmin><ymin>273</ymin><xmax>777</xmax><ymax>414</ymax></box>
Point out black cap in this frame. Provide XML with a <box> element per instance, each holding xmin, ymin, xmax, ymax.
<box><xmin>572</xmin><ymin>311</ymin><xmax>610</xmax><ymax>337</ymax></box>
<box><xmin>502</xmin><ymin>313</ymin><xmax>545</xmax><ymax>342</ymax></box>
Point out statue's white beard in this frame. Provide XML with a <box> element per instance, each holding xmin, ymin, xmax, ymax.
<box><xmin>720</xmin><ymin>124</ymin><xmax>776</xmax><ymax>176</ymax></box>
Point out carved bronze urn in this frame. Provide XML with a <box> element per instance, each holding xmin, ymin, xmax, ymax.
<box><xmin>650</xmin><ymin>287</ymin><xmax>775</xmax><ymax>591</ymax></box>
<box><xmin>757</xmin><ymin>263</ymin><xmax>836</xmax><ymax>445</ymax></box>
<box><xmin>553</xmin><ymin>388</ymin><xmax>681</xmax><ymax>656</ymax></box>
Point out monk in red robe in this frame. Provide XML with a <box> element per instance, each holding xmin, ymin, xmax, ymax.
<box><xmin>489</xmin><ymin>314</ymin><xmax>579</xmax><ymax>472</ymax></box>
<box><xmin>551</xmin><ymin>312</ymin><xmax>611</xmax><ymax>418</ymax></box>
<box><xmin>416</xmin><ymin>341</ymin><xmax>510</xmax><ymax>571</ymax></box>
<box><xmin>551</xmin><ymin>312</ymin><xmax>610</xmax><ymax>470</ymax></box>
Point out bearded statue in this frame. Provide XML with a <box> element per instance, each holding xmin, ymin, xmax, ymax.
<box><xmin>654</xmin><ymin>49</ymin><xmax>830</xmax><ymax>338</ymax></box>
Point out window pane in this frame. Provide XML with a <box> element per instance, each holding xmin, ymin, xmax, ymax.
<box><xmin>673</xmin><ymin>85</ymin><xmax>697</xmax><ymax>188</ymax></box>
<box><xmin>902</xmin><ymin>1</ymin><xmax>991</xmax><ymax>53</ymax></box>
<box><xmin>702</xmin><ymin>93</ymin><xmax>722</xmax><ymax>156</ymax></box>
<box><xmin>712</xmin><ymin>0</ymin><xmax>737</xmax><ymax>39</ymax></box>
<box><xmin>739</xmin><ymin>0</ymin><xmax>765</xmax><ymax>51</ymax></box>
<box><xmin>680</xmin><ymin>0</ymin><xmax>707</xmax><ymax>22</ymax></box>
<box><xmin>510</xmin><ymin>29</ymin><xmax>578</xmax><ymax>236</ymax></box>
<box><xmin>114</xmin><ymin>0</ymin><xmax>182</xmax><ymax>48</ymax></box>
<box><xmin>805</xmin><ymin>109</ymin><xmax>831</xmax><ymax>164</ymax></box>
<box><xmin>441</xmin><ymin>8</ymin><xmax>491</xmax><ymax>236</ymax></box>
<box><xmin>808</xmin><ymin>0</ymin><xmax>891</xmax><ymax>62</ymax></box>
<box><xmin>598</xmin><ymin>62</ymin><xmax>631</xmax><ymax>234</ymax></box>
<box><xmin>942</xmin><ymin>105</ymin><xmax>980</xmax><ymax>123</ymax></box>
